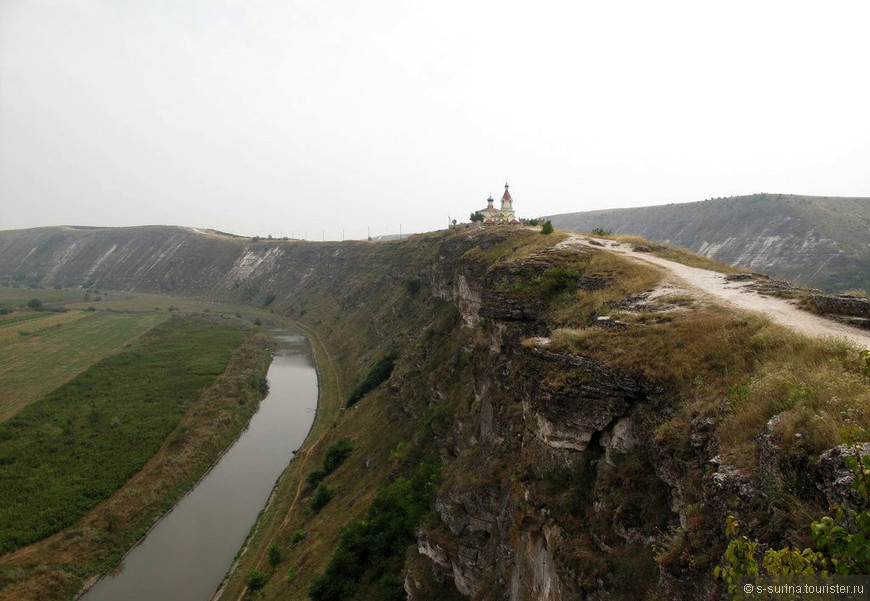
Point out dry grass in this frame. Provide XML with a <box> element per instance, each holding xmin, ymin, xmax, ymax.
<box><xmin>652</xmin><ymin>246</ymin><xmax>742</xmax><ymax>274</ymax></box>
<box><xmin>0</xmin><ymin>309</ymin><xmax>89</xmax><ymax>344</ymax></box>
<box><xmin>547</xmin><ymin>307</ymin><xmax>870</xmax><ymax>471</ymax></box>
<box><xmin>612</xmin><ymin>234</ymin><xmax>742</xmax><ymax>274</ymax></box>
<box><xmin>548</xmin><ymin>251</ymin><xmax>663</xmax><ymax>326</ymax></box>
<box><xmin>842</xmin><ymin>288</ymin><xmax>868</xmax><ymax>298</ymax></box>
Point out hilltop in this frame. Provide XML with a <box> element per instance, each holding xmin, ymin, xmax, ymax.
<box><xmin>0</xmin><ymin>224</ymin><xmax>868</xmax><ymax>601</ymax></box>
<box><xmin>547</xmin><ymin>194</ymin><xmax>870</xmax><ymax>292</ymax></box>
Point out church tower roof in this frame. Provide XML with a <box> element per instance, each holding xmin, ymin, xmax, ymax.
<box><xmin>501</xmin><ymin>182</ymin><xmax>512</xmax><ymax>203</ymax></box>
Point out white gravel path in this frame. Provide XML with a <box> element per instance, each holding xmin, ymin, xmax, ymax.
<box><xmin>558</xmin><ymin>235</ymin><xmax>870</xmax><ymax>350</ymax></box>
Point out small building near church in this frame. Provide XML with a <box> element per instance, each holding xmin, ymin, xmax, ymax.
<box><xmin>475</xmin><ymin>183</ymin><xmax>519</xmax><ymax>225</ymax></box>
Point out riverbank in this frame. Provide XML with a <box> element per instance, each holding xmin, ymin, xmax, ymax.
<box><xmin>211</xmin><ymin>316</ymin><xmax>345</xmax><ymax>601</ymax></box>
<box><xmin>0</xmin><ymin>316</ymin><xmax>273</xmax><ymax>601</ymax></box>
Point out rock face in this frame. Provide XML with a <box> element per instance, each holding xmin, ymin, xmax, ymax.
<box><xmin>816</xmin><ymin>443</ymin><xmax>870</xmax><ymax>511</ymax></box>
<box><xmin>547</xmin><ymin>194</ymin><xmax>870</xmax><ymax>292</ymax></box>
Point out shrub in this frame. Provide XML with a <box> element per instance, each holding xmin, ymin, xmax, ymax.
<box><xmin>26</xmin><ymin>298</ymin><xmax>43</xmax><ymax>310</ymax></box>
<box><xmin>308</xmin><ymin>462</ymin><xmax>439</xmax><ymax>601</ymax></box>
<box><xmin>306</xmin><ymin>468</ymin><xmax>327</xmax><ymax>488</ymax></box>
<box><xmin>246</xmin><ymin>568</ymin><xmax>269</xmax><ymax>592</ymax></box>
<box><xmin>403</xmin><ymin>276</ymin><xmax>422</xmax><ymax>296</ymax></box>
<box><xmin>346</xmin><ymin>352</ymin><xmax>398</xmax><ymax>408</ymax></box>
<box><xmin>540</xmin><ymin>267</ymin><xmax>579</xmax><ymax>299</ymax></box>
<box><xmin>310</xmin><ymin>484</ymin><xmax>333</xmax><ymax>512</ymax></box>
<box><xmin>268</xmin><ymin>542</ymin><xmax>283</xmax><ymax>568</ymax></box>
<box><xmin>715</xmin><ymin>446</ymin><xmax>870</xmax><ymax>599</ymax></box>
<box><xmin>290</xmin><ymin>529</ymin><xmax>306</xmax><ymax>545</ymax></box>
<box><xmin>323</xmin><ymin>437</ymin><xmax>353</xmax><ymax>473</ymax></box>
<box><xmin>591</xmin><ymin>227</ymin><xmax>612</xmax><ymax>236</ymax></box>
<box><xmin>541</xmin><ymin>220</ymin><xmax>554</xmax><ymax>235</ymax></box>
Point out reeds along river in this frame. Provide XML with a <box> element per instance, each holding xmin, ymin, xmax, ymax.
<box><xmin>80</xmin><ymin>327</ymin><xmax>318</xmax><ymax>601</ymax></box>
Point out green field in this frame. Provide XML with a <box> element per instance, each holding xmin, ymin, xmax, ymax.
<box><xmin>0</xmin><ymin>315</ymin><xmax>244</xmax><ymax>554</ymax></box>
<box><xmin>0</xmin><ymin>310</ymin><xmax>168</xmax><ymax>421</ymax></box>
<box><xmin>0</xmin><ymin>287</ymin><xmax>84</xmax><ymax>311</ymax></box>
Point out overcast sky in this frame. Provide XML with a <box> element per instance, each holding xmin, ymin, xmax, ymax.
<box><xmin>1</xmin><ymin>1</ymin><xmax>868</xmax><ymax>240</ymax></box>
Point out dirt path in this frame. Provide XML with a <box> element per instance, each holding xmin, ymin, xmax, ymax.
<box><xmin>560</xmin><ymin>235</ymin><xmax>870</xmax><ymax>350</ymax></box>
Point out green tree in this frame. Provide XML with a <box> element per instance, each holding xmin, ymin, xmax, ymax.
<box><xmin>26</xmin><ymin>298</ymin><xmax>43</xmax><ymax>310</ymax></box>
<box><xmin>541</xmin><ymin>220</ymin><xmax>554</xmax><ymax>235</ymax></box>
<box><xmin>470</xmin><ymin>211</ymin><xmax>484</xmax><ymax>222</ymax></box>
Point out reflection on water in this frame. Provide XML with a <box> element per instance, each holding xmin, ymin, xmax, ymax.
<box><xmin>81</xmin><ymin>327</ymin><xmax>318</xmax><ymax>601</ymax></box>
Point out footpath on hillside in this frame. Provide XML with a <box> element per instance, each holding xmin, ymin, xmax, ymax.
<box><xmin>559</xmin><ymin>235</ymin><xmax>870</xmax><ymax>350</ymax></box>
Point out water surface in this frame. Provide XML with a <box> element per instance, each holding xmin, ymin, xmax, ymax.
<box><xmin>82</xmin><ymin>327</ymin><xmax>318</xmax><ymax>601</ymax></box>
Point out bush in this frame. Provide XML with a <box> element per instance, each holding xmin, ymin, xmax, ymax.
<box><xmin>310</xmin><ymin>484</ymin><xmax>333</xmax><ymax>512</ymax></box>
<box><xmin>306</xmin><ymin>468</ymin><xmax>327</xmax><ymax>487</ymax></box>
<box><xmin>323</xmin><ymin>437</ymin><xmax>353</xmax><ymax>473</ymax></box>
<box><xmin>541</xmin><ymin>220</ymin><xmax>554</xmax><ymax>235</ymax></box>
<box><xmin>346</xmin><ymin>352</ymin><xmax>398</xmax><ymax>408</ymax></box>
<box><xmin>246</xmin><ymin>568</ymin><xmax>270</xmax><ymax>592</ymax></box>
<box><xmin>591</xmin><ymin>227</ymin><xmax>612</xmax><ymax>236</ymax></box>
<box><xmin>290</xmin><ymin>529</ymin><xmax>306</xmax><ymax>545</ymax></box>
<box><xmin>403</xmin><ymin>276</ymin><xmax>422</xmax><ymax>296</ymax></box>
<box><xmin>268</xmin><ymin>542</ymin><xmax>283</xmax><ymax>567</ymax></box>
<box><xmin>540</xmin><ymin>267</ymin><xmax>579</xmax><ymax>299</ymax></box>
<box><xmin>26</xmin><ymin>298</ymin><xmax>43</xmax><ymax>310</ymax></box>
<box><xmin>308</xmin><ymin>462</ymin><xmax>439</xmax><ymax>601</ymax></box>
<box><xmin>715</xmin><ymin>446</ymin><xmax>870</xmax><ymax>599</ymax></box>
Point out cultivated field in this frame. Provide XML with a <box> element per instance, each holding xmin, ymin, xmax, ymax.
<box><xmin>0</xmin><ymin>309</ymin><xmax>168</xmax><ymax>421</ymax></box>
<box><xmin>0</xmin><ymin>287</ymin><xmax>267</xmax><ymax>423</ymax></box>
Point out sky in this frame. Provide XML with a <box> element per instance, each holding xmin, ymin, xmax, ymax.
<box><xmin>1</xmin><ymin>1</ymin><xmax>869</xmax><ymax>240</ymax></box>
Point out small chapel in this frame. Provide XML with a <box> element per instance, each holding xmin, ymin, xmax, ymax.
<box><xmin>475</xmin><ymin>183</ymin><xmax>519</xmax><ymax>225</ymax></box>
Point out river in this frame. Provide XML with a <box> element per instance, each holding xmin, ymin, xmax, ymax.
<box><xmin>81</xmin><ymin>326</ymin><xmax>318</xmax><ymax>601</ymax></box>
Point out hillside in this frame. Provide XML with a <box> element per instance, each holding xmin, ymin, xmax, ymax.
<box><xmin>0</xmin><ymin>225</ymin><xmax>868</xmax><ymax>600</ymax></box>
<box><xmin>547</xmin><ymin>194</ymin><xmax>870</xmax><ymax>292</ymax></box>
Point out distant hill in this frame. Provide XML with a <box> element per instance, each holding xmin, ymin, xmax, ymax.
<box><xmin>547</xmin><ymin>194</ymin><xmax>870</xmax><ymax>292</ymax></box>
